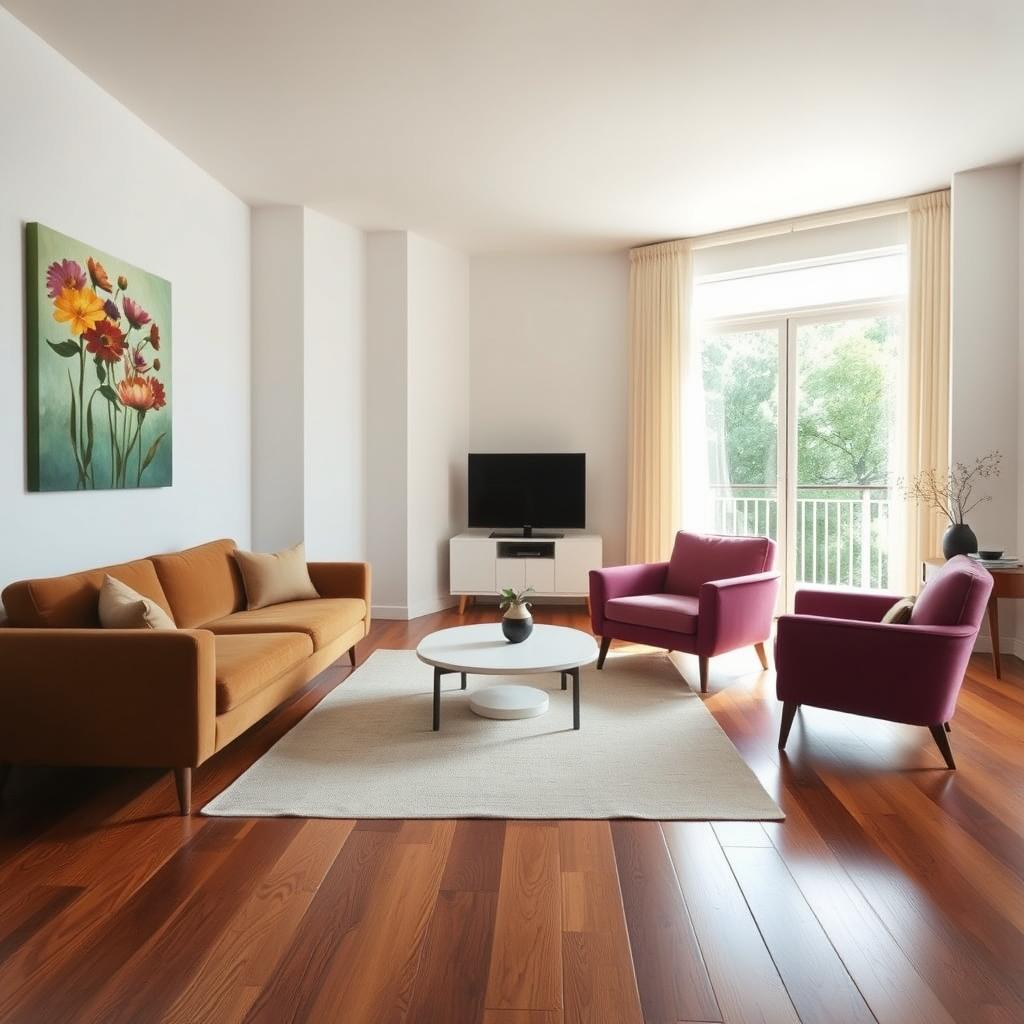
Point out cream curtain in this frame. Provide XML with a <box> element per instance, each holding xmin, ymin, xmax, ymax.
<box><xmin>626</xmin><ymin>240</ymin><xmax>693</xmax><ymax>563</ymax></box>
<box><xmin>904</xmin><ymin>190</ymin><xmax>951</xmax><ymax>590</ymax></box>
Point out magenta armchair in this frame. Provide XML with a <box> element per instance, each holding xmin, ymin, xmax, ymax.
<box><xmin>589</xmin><ymin>531</ymin><xmax>779</xmax><ymax>693</ymax></box>
<box><xmin>775</xmin><ymin>555</ymin><xmax>993</xmax><ymax>769</ymax></box>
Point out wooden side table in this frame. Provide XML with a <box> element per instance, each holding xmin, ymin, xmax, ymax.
<box><xmin>924</xmin><ymin>558</ymin><xmax>1024</xmax><ymax>679</ymax></box>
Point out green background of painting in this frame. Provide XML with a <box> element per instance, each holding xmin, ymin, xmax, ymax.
<box><xmin>26</xmin><ymin>223</ymin><xmax>172</xmax><ymax>491</ymax></box>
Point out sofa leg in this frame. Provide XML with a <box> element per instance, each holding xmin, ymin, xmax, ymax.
<box><xmin>754</xmin><ymin>642</ymin><xmax>768</xmax><ymax>671</ymax></box>
<box><xmin>0</xmin><ymin>762</ymin><xmax>10</xmax><ymax>801</ymax></box>
<box><xmin>597</xmin><ymin>636</ymin><xmax>611</xmax><ymax>669</ymax></box>
<box><xmin>929</xmin><ymin>725</ymin><xmax>956</xmax><ymax>770</ymax></box>
<box><xmin>348</xmin><ymin>644</ymin><xmax>357</xmax><ymax>667</ymax></box>
<box><xmin>174</xmin><ymin>767</ymin><xmax>192</xmax><ymax>816</ymax></box>
<box><xmin>944</xmin><ymin>721</ymin><xmax>951</xmax><ymax>733</ymax></box>
<box><xmin>778</xmin><ymin>701</ymin><xmax>798</xmax><ymax>750</ymax></box>
<box><xmin>698</xmin><ymin>656</ymin><xmax>709</xmax><ymax>694</ymax></box>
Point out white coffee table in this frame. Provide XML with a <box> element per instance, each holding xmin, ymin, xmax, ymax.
<box><xmin>415</xmin><ymin>623</ymin><xmax>599</xmax><ymax>731</ymax></box>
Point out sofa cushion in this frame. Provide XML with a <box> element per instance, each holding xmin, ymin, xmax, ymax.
<box><xmin>202</xmin><ymin>597</ymin><xmax>368</xmax><ymax>650</ymax></box>
<box><xmin>214</xmin><ymin>632</ymin><xmax>314</xmax><ymax>713</ymax></box>
<box><xmin>605</xmin><ymin>593</ymin><xmax>700</xmax><ymax>634</ymax></box>
<box><xmin>910</xmin><ymin>555</ymin><xmax>992</xmax><ymax>628</ymax></box>
<box><xmin>151</xmin><ymin>539</ymin><xmax>245</xmax><ymax>628</ymax></box>
<box><xmin>1</xmin><ymin>558</ymin><xmax>173</xmax><ymax>628</ymax></box>
<box><xmin>99</xmin><ymin>575</ymin><xmax>177</xmax><ymax>630</ymax></box>
<box><xmin>665</xmin><ymin>531</ymin><xmax>775</xmax><ymax>597</ymax></box>
<box><xmin>234</xmin><ymin>543</ymin><xmax>319</xmax><ymax>610</ymax></box>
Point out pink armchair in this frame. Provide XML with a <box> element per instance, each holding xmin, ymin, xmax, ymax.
<box><xmin>775</xmin><ymin>555</ymin><xmax>993</xmax><ymax>769</ymax></box>
<box><xmin>589</xmin><ymin>532</ymin><xmax>779</xmax><ymax>692</ymax></box>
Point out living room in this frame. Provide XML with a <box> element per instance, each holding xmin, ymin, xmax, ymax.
<box><xmin>1</xmin><ymin>3</ymin><xmax>1023</xmax><ymax>1022</ymax></box>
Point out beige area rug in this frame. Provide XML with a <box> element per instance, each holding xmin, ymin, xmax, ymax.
<box><xmin>202</xmin><ymin>649</ymin><xmax>783</xmax><ymax>820</ymax></box>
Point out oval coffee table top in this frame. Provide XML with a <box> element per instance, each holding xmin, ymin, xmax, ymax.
<box><xmin>416</xmin><ymin>623</ymin><xmax>599</xmax><ymax>674</ymax></box>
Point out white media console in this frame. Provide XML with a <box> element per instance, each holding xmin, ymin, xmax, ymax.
<box><xmin>450</xmin><ymin>531</ymin><xmax>603</xmax><ymax>613</ymax></box>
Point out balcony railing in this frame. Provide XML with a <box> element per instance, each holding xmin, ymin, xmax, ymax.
<box><xmin>708</xmin><ymin>484</ymin><xmax>891</xmax><ymax>590</ymax></box>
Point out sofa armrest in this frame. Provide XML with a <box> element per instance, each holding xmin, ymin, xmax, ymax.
<box><xmin>589</xmin><ymin>562</ymin><xmax>669</xmax><ymax>633</ymax></box>
<box><xmin>793</xmin><ymin>586</ymin><xmax>904</xmax><ymax>622</ymax></box>
<box><xmin>775</xmin><ymin>614</ymin><xmax>978</xmax><ymax>726</ymax></box>
<box><xmin>308</xmin><ymin>562</ymin><xmax>372</xmax><ymax>627</ymax></box>
<box><xmin>697</xmin><ymin>572</ymin><xmax>780</xmax><ymax>656</ymax></box>
<box><xmin>0</xmin><ymin>628</ymin><xmax>216</xmax><ymax>768</ymax></box>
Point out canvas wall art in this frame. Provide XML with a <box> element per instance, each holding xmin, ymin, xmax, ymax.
<box><xmin>25</xmin><ymin>223</ymin><xmax>172</xmax><ymax>491</ymax></box>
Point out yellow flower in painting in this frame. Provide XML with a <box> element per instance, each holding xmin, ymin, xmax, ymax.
<box><xmin>53</xmin><ymin>287</ymin><xmax>105</xmax><ymax>336</ymax></box>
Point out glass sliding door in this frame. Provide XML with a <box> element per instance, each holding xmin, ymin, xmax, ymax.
<box><xmin>698</xmin><ymin>302</ymin><xmax>904</xmax><ymax>606</ymax></box>
<box><xmin>699</xmin><ymin>320</ymin><xmax>785</xmax><ymax>561</ymax></box>
<box><xmin>789</xmin><ymin>308</ymin><xmax>903</xmax><ymax>593</ymax></box>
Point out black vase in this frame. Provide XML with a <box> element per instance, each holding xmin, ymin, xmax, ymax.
<box><xmin>942</xmin><ymin>523</ymin><xmax>978</xmax><ymax>559</ymax></box>
<box><xmin>501</xmin><ymin>612</ymin><xmax>533</xmax><ymax>644</ymax></box>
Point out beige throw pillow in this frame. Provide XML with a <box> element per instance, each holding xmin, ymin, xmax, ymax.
<box><xmin>234</xmin><ymin>543</ymin><xmax>319</xmax><ymax>610</ymax></box>
<box><xmin>98</xmin><ymin>574</ymin><xmax>177</xmax><ymax>630</ymax></box>
<box><xmin>881</xmin><ymin>596</ymin><xmax>916</xmax><ymax>625</ymax></box>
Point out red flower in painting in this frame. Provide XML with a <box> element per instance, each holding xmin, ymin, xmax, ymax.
<box><xmin>45</xmin><ymin>259</ymin><xmax>86</xmax><ymax>298</ymax></box>
<box><xmin>149</xmin><ymin>378</ymin><xmax>166</xmax><ymax>410</ymax></box>
<box><xmin>147</xmin><ymin>323</ymin><xmax>160</xmax><ymax>350</ymax></box>
<box><xmin>117</xmin><ymin>371</ymin><xmax>166</xmax><ymax>412</ymax></box>
<box><xmin>83</xmin><ymin>319</ymin><xmax>125</xmax><ymax>362</ymax></box>
<box><xmin>122</xmin><ymin>296</ymin><xmax>151</xmax><ymax>329</ymax></box>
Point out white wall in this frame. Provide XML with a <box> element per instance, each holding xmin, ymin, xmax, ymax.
<box><xmin>469</xmin><ymin>252</ymin><xmax>630</xmax><ymax>566</ymax></box>
<box><xmin>407</xmin><ymin>234</ymin><xmax>470</xmax><ymax>616</ymax></box>
<box><xmin>302</xmin><ymin>210</ymin><xmax>366</xmax><ymax>561</ymax></box>
<box><xmin>251</xmin><ymin>207</ymin><xmax>305</xmax><ymax>551</ymax></box>
<box><xmin>950</xmin><ymin>163</ymin><xmax>1022</xmax><ymax>653</ymax></box>
<box><xmin>0</xmin><ymin>8</ymin><xmax>251</xmax><ymax>591</ymax></box>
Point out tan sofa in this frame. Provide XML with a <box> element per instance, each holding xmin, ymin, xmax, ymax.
<box><xmin>0</xmin><ymin>539</ymin><xmax>371</xmax><ymax>814</ymax></box>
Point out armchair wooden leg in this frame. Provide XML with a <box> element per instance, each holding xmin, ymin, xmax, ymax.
<box><xmin>174</xmin><ymin>767</ymin><xmax>192</xmax><ymax>816</ymax></box>
<box><xmin>778</xmin><ymin>701</ymin><xmax>798</xmax><ymax>749</ymax></box>
<box><xmin>754</xmin><ymin>642</ymin><xmax>769</xmax><ymax>671</ymax></box>
<box><xmin>348</xmin><ymin>644</ymin><xmax>358</xmax><ymax>667</ymax></box>
<box><xmin>929</xmin><ymin>725</ymin><xmax>956</xmax><ymax>770</ymax></box>
<box><xmin>597</xmin><ymin>636</ymin><xmax>611</xmax><ymax>669</ymax></box>
<box><xmin>698</xmin><ymin>656</ymin><xmax>709</xmax><ymax>694</ymax></box>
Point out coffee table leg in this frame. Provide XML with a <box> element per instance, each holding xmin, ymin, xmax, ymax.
<box><xmin>461</xmin><ymin>672</ymin><xmax>467</xmax><ymax>690</ymax></box>
<box><xmin>571</xmin><ymin>667</ymin><xmax>580</xmax><ymax>730</ymax></box>
<box><xmin>433</xmin><ymin>666</ymin><xmax>442</xmax><ymax>731</ymax></box>
<box><xmin>561</xmin><ymin>671</ymin><xmax>567</xmax><ymax>691</ymax></box>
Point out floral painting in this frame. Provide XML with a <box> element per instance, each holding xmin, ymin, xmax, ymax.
<box><xmin>26</xmin><ymin>223</ymin><xmax>171</xmax><ymax>491</ymax></box>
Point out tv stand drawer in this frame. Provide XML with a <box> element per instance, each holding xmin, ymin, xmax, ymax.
<box><xmin>496</xmin><ymin>541</ymin><xmax>555</xmax><ymax>560</ymax></box>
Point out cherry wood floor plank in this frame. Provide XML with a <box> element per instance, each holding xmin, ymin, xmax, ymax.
<box><xmin>485</xmin><ymin>822</ymin><xmax>563</xmax><ymax>1013</ymax></box>
<box><xmin>711</xmin><ymin>821</ymin><xmax>772</xmax><ymax>847</ymax></box>
<box><xmin>1</xmin><ymin>818</ymin><xmax>248</xmax><ymax>1024</ymax></box>
<box><xmin>610</xmin><ymin>820</ymin><xmax>721</xmax><ymax>1024</ymax></box>
<box><xmin>558</xmin><ymin>821</ymin><xmax>643</xmax><ymax>1024</ymax></box>
<box><xmin>0</xmin><ymin>885</ymin><xmax>83</xmax><ymax>964</ymax></box>
<box><xmin>725</xmin><ymin>844</ymin><xmax>875</xmax><ymax>1024</ymax></box>
<box><xmin>441</xmin><ymin>819</ymin><xmax>507</xmax><ymax>892</ymax></box>
<box><xmin>482</xmin><ymin>1011</ymin><xmax>562</xmax><ymax>1023</ymax></box>
<box><xmin>662</xmin><ymin>822</ymin><xmax>800</xmax><ymax>1024</ymax></box>
<box><xmin>82</xmin><ymin>818</ymin><xmax>306</xmax><ymax>1024</ymax></box>
<box><xmin>303</xmin><ymin>818</ymin><xmax>456</xmax><ymax>1021</ymax></box>
<box><xmin>163</xmin><ymin>819</ymin><xmax>355</xmax><ymax>1024</ymax></box>
<box><xmin>242</xmin><ymin>825</ymin><xmax>397</xmax><ymax>1024</ymax></box>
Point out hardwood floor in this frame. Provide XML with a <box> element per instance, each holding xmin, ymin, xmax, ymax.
<box><xmin>1</xmin><ymin>604</ymin><xmax>1023</xmax><ymax>1023</ymax></box>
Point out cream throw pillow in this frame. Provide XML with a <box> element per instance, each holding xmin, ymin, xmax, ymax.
<box><xmin>98</xmin><ymin>574</ymin><xmax>177</xmax><ymax>630</ymax></box>
<box><xmin>234</xmin><ymin>543</ymin><xmax>319</xmax><ymax>610</ymax></box>
<box><xmin>881</xmin><ymin>595</ymin><xmax>916</xmax><ymax>625</ymax></box>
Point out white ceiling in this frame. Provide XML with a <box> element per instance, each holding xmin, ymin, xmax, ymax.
<box><xmin>7</xmin><ymin>1</ymin><xmax>1024</xmax><ymax>252</ymax></box>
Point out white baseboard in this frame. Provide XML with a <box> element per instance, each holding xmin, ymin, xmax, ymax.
<box><xmin>372</xmin><ymin>595</ymin><xmax>459</xmax><ymax>621</ymax></box>
<box><xmin>372</xmin><ymin>604</ymin><xmax>409</xmax><ymax>620</ymax></box>
<box><xmin>972</xmin><ymin>631</ymin><xmax>1024</xmax><ymax>662</ymax></box>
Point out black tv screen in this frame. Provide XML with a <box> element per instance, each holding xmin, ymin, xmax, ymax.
<box><xmin>468</xmin><ymin>453</ymin><xmax>586</xmax><ymax>529</ymax></box>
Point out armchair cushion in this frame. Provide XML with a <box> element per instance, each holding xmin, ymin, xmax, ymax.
<box><xmin>910</xmin><ymin>554</ymin><xmax>992</xmax><ymax>627</ymax></box>
<box><xmin>606</xmin><ymin>593</ymin><xmax>699</xmax><ymax>634</ymax></box>
<box><xmin>665</xmin><ymin>532</ymin><xmax>775</xmax><ymax>596</ymax></box>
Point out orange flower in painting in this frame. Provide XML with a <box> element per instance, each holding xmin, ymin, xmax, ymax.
<box><xmin>53</xmin><ymin>287</ymin><xmax>105</xmax><ymax>336</ymax></box>
<box><xmin>83</xmin><ymin>319</ymin><xmax>125</xmax><ymax>362</ymax></box>
<box><xmin>87</xmin><ymin>257</ymin><xmax>113</xmax><ymax>293</ymax></box>
<box><xmin>117</xmin><ymin>372</ymin><xmax>166</xmax><ymax>412</ymax></box>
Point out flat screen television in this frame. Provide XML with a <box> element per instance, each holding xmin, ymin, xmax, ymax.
<box><xmin>468</xmin><ymin>453</ymin><xmax>585</xmax><ymax>536</ymax></box>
